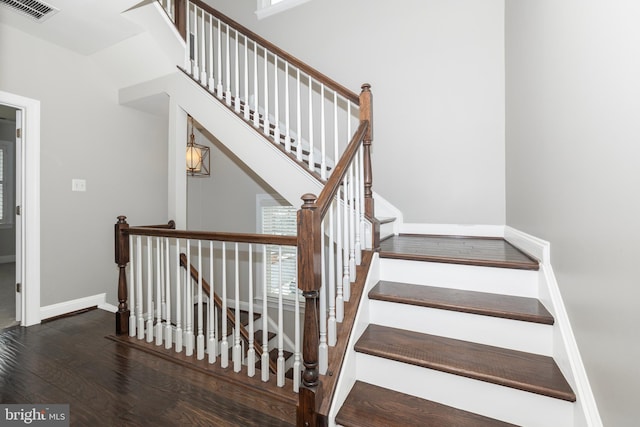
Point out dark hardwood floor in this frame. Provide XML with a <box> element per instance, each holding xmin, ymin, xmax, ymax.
<box><xmin>0</xmin><ymin>308</ymin><xmax>296</xmax><ymax>426</ymax></box>
<box><xmin>380</xmin><ymin>234</ymin><xmax>539</xmax><ymax>270</ymax></box>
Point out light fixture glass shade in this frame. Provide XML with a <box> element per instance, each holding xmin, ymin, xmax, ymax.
<box><xmin>186</xmin><ymin>117</ymin><xmax>210</xmax><ymax>177</ymax></box>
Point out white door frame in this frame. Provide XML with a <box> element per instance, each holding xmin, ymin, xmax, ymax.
<box><xmin>0</xmin><ymin>91</ymin><xmax>41</xmax><ymax>326</ymax></box>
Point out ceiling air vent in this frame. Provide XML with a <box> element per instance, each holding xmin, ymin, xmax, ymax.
<box><xmin>0</xmin><ymin>0</ymin><xmax>59</xmax><ymax>22</ymax></box>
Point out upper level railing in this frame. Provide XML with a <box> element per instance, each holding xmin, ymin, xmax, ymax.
<box><xmin>160</xmin><ymin>0</ymin><xmax>361</xmax><ymax>180</ymax></box>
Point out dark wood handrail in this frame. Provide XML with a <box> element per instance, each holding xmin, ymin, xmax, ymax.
<box><xmin>177</xmin><ymin>0</ymin><xmax>359</xmax><ymax>105</ymax></box>
<box><xmin>315</xmin><ymin>120</ymin><xmax>368</xmax><ymax>218</ymax></box>
<box><xmin>179</xmin><ymin>253</ymin><xmax>278</xmax><ymax>375</ymax></box>
<box><xmin>126</xmin><ymin>226</ymin><xmax>297</xmax><ymax>247</ymax></box>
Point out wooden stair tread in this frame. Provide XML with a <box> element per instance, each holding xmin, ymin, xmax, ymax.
<box><xmin>336</xmin><ymin>381</ymin><xmax>516</xmax><ymax>427</ymax></box>
<box><xmin>370</xmin><ymin>281</ymin><xmax>554</xmax><ymax>325</ymax></box>
<box><xmin>380</xmin><ymin>235</ymin><xmax>539</xmax><ymax>270</ymax></box>
<box><xmin>254</xmin><ymin>329</ymin><xmax>276</xmax><ymax>346</ymax></box>
<box><xmin>355</xmin><ymin>324</ymin><xmax>575</xmax><ymax>402</ymax></box>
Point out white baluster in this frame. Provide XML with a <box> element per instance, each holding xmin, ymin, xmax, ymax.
<box><xmin>175</xmin><ymin>239</ymin><xmax>183</xmax><ymax>352</ymax></box>
<box><xmin>208</xmin><ymin>241</ymin><xmax>217</xmax><ymax>364</ymax></box>
<box><xmin>225</xmin><ymin>24</ymin><xmax>231</xmax><ymax>104</ymax></box>
<box><xmin>277</xmin><ymin>247</ymin><xmax>285</xmax><ymax>387</ymax></box>
<box><xmin>284</xmin><ymin>62</ymin><xmax>291</xmax><ymax>152</ymax></box>
<box><xmin>243</xmin><ymin>35</ymin><xmax>250</xmax><ymax>120</ymax></box>
<box><xmin>208</xmin><ymin>14</ymin><xmax>214</xmax><ymax>90</ymax></box>
<box><xmin>185</xmin><ymin>240</ymin><xmax>194</xmax><ymax>356</ymax></box>
<box><xmin>308</xmin><ymin>76</ymin><xmax>314</xmax><ymax>171</ymax></box>
<box><xmin>359</xmin><ymin>145</ymin><xmax>368</xmax><ymax>249</ymax></box>
<box><xmin>197</xmin><ymin>241</ymin><xmax>205</xmax><ymax>360</ymax></box>
<box><xmin>216</xmin><ymin>19</ymin><xmax>223</xmax><ymax>99</ymax></box>
<box><xmin>263</xmin><ymin>48</ymin><xmax>270</xmax><ymax>135</ymax></box>
<box><xmin>293</xmin><ymin>286</ymin><xmax>301</xmax><ymax>393</ymax></box>
<box><xmin>247</xmin><ymin>244</ymin><xmax>255</xmax><ymax>377</ymax></box>
<box><xmin>354</xmin><ymin>152</ymin><xmax>362</xmax><ymax>265</ymax></box>
<box><xmin>165</xmin><ymin>237</ymin><xmax>172</xmax><ymax>349</ymax></box>
<box><xmin>320</xmin><ymin>84</ymin><xmax>327</xmax><ymax>179</ymax></box>
<box><xmin>192</xmin><ymin>9</ymin><xmax>199</xmax><ymax>79</ymax></box>
<box><xmin>184</xmin><ymin>1</ymin><xmax>191</xmax><ymax>74</ymax></box>
<box><xmin>200</xmin><ymin>9</ymin><xmax>206</xmax><ymax>84</ymax></box>
<box><xmin>261</xmin><ymin>245</ymin><xmax>269</xmax><ymax>382</ymax></box>
<box><xmin>253</xmin><ymin>41</ymin><xmax>260</xmax><ymax>127</ymax></box>
<box><xmin>333</xmin><ymin>92</ymin><xmax>339</xmax><ymax>168</ymax></box>
<box><xmin>233</xmin><ymin>242</ymin><xmax>242</xmax><ymax>372</ymax></box>
<box><xmin>146</xmin><ymin>236</ymin><xmax>154</xmax><ymax>343</ymax></box>
<box><xmin>234</xmin><ymin>30</ymin><xmax>240</xmax><ymax>113</ymax></box>
<box><xmin>129</xmin><ymin>235</ymin><xmax>136</xmax><ymax>337</ymax></box>
<box><xmin>335</xmin><ymin>198</ymin><xmax>344</xmax><ymax>323</ymax></box>
<box><xmin>328</xmin><ymin>206</ymin><xmax>336</xmax><ymax>346</ymax></box>
<box><xmin>342</xmin><ymin>176</ymin><xmax>351</xmax><ymax>302</ymax></box>
<box><xmin>296</xmin><ymin>69</ymin><xmax>302</xmax><ymax>162</ymax></box>
<box><xmin>319</xmin><ymin>223</ymin><xmax>328</xmax><ymax>375</ymax></box>
<box><xmin>160</xmin><ymin>237</ymin><xmax>166</xmax><ymax>320</ymax></box>
<box><xmin>136</xmin><ymin>236</ymin><xmax>144</xmax><ymax>339</ymax></box>
<box><xmin>155</xmin><ymin>237</ymin><xmax>163</xmax><ymax>345</ymax></box>
<box><xmin>349</xmin><ymin>164</ymin><xmax>357</xmax><ymax>282</ymax></box>
<box><xmin>221</xmin><ymin>242</ymin><xmax>229</xmax><ymax>368</ymax></box>
<box><xmin>273</xmin><ymin>55</ymin><xmax>281</xmax><ymax>143</ymax></box>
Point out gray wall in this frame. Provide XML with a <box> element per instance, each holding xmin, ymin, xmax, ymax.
<box><xmin>505</xmin><ymin>1</ymin><xmax>640</xmax><ymax>425</ymax></box>
<box><xmin>0</xmin><ymin>23</ymin><xmax>168</xmax><ymax>307</ymax></box>
<box><xmin>203</xmin><ymin>0</ymin><xmax>507</xmax><ymax>225</ymax></box>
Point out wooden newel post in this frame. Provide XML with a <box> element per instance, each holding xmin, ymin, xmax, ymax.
<box><xmin>114</xmin><ymin>215</ymin><xmax>130</xmax><ymax>335</ymax></box>
<box><xmin>297</xmin><ymin>194</ymin><xmax>324</xmax><ymax>426</ymax></box>
<box><xmin>360</xmin><ymin>83</ymin><xmax>380</xmax><ymax>250</ymax></box>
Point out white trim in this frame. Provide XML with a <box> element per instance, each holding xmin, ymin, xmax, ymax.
<box><xmin>255</xmin><ymin>0</ymin><xmax>311</xmax><ymax>20</ymax></box>
<box><xmin>399</xmin><ymin>223</ymin><xmax>505</xmax><ymax>238</ymax></box>
<box><xmin>0</xmin><ymin>255</ymin><xmax>15</xmax><ymax>263</ymax></box>
<box><xmin>0</xmin><ymin>91</ymin><xmax>40</xmax><ymax>327</ymax></box>
<box><xmin>505</xmin><ymin>226</ymin><xmax>603</xmax><ymax>427</ymax></box>
<box><xmin>98</xmin><ymin>302</ymin><xmax>118</xmax><ymax>313</ymax></box>
<box><xmin>40</xmin><ymin>293</ymin><xmax>109</xmax><ymax>321</ymax></box>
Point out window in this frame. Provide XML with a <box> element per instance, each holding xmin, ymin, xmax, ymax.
<box><xmin>258</xmin><ymin>195</ymin><xmax>298</xmax><ymax>301</ymax></box>
<box><xmin>255</xmin><ymin>0</ymin><xmax>312</xmax><ymax>20</ymax></box>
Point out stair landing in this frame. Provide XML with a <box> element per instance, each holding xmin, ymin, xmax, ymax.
<box><xmin>380</xmin><ymin>234</ymin><xmax>539</xmax><ymax>270</ymax></box>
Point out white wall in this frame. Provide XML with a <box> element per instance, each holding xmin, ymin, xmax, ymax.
<box><xmin>0</xmin><ymin>23</ymin><xmax>168</xmax><ymax>308</ymax></box>
<box><xmin>505</xmin><ymin>1</ymin><xmax>640</xmax><ymax>425</ymax></box>
<box><xmin>187</xmin><ymin>126</ymin><xmax>283</xmax><ymax>232</ymax></box>
<box><xmin>202</xmin><ymin>0</ymin><xmax>506</xmax><ymax>225</ymax></box>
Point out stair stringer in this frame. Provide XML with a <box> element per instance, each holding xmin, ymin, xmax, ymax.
<box><xmin>328</xmin><ymin>252</ymin><xmax>380</xmax><ymax>427</ymax></box>
<box><xmin>120</xmin><ymin>71</ymin><xmax>324</xmax><ymax>207</ymax></box>
<box><xmin>505</xmin><ymin>226</ymin><xmax>603</xmax><ymax>427</ymax></box>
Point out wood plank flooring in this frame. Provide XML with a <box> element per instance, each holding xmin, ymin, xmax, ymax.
<box><xmin>380</xmin><ymin>235</ymin><xmax>539</xmax><ymax>270</ymax></box>
<box><xmin>0</xmin><ymin>308</ymin><xmax>296</xmax><ymax>426</ymax></box>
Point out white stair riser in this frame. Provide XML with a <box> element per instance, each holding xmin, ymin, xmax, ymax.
<box><xmin>355</xmin><ymin>352</ymin><xmax>574</xmax><ymax>427</ymax></box>
<box><xmin>369</xmin><ymin>300</ymin><xmax>553</xmax><ymax>356</ymax></box>
<box><xmin>380</xmin><ymin>258</ymin><xmax>538</xmax><ymax>298</ymax></box>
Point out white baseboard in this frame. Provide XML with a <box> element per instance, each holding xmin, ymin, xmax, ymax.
<box><xmin>504</xmin><ymin>226</ymin><xmax>602</xmax><ymax>427</ymax></box>
<box><xmin>399</xmin><ymin>223</ymin><xmax>505</xmax><ymax>238</ymax></box>
<box><xmin>40</xmin><ymin>293</ymin><xmax>109</xmax><ymax>320</ymax></box>
<box><xmin>99</xmin><ymin>302</ymin><xmax>118</xmax><ymax>313</ymax></box>
<box><xmin>0</xmin><ymin>255</ymin><xmax>16</xmax><ymax>264</ymax></box>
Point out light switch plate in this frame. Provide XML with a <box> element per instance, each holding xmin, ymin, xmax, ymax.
<box><xmin>72</xmin><ymin>179</ymin><xmax>86</xmax><ymax>192</ymax></box>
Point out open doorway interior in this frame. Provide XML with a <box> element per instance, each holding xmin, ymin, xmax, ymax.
<box><xmin>0</xmin><ymin>104</ymin><xmax>17</xmax><ymax>329</ymax></box>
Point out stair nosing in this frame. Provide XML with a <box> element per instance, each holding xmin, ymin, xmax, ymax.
<box><xmin>355</xmin><ymin>324</ymin><xmax>576</xmax><ymax>402</ymax></box>
<box><xmin>370</xmin><ymin>280</ymin><xmax>554</xmax><ymax>325</ymax></box>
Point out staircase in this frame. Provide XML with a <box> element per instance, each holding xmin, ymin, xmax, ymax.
<box><xmin>332</xmin><ymin>235</ymin><xmax>576</xmax><ymax>427</ymax></box>
<box><xmin>109</xmin><ymin>2</ymin><xmax>597</xmax><ymax>426</ymax></box>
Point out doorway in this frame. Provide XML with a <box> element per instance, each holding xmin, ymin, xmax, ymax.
<box><xmin>0</xmin><ymin>104</ymin><xmax>17</xmax><ymax>329</ymax></box>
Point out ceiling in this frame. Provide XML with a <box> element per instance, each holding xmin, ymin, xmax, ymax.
<box><xmin>0</xmin><ymin>0</ymin><xmax>149</xmax><ymax>56</ymax></box>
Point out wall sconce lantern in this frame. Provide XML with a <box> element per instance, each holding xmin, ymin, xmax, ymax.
<box><xmin>186</xmin><ymin>116</ymin><xmax>210</xmax><ymax>177</ymax></box>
